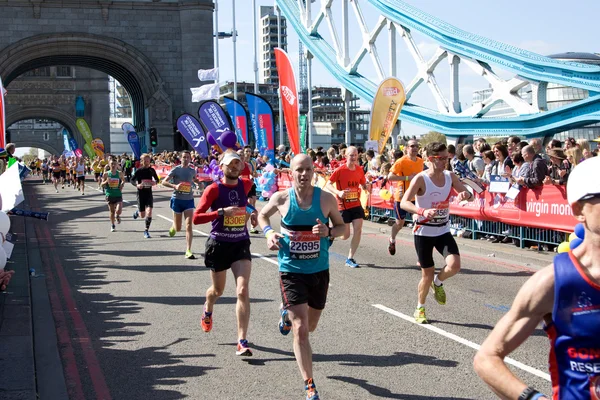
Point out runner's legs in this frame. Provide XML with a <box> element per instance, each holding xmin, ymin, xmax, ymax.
<box><xmin>348</xmin><ymin>218</ymin><xmax>363</xmax><ymax>260</ymax></box>
<box><xmin>205</xmin><ymin>269</ymin><xmax>227</xmax><ymax>313</ymax></box>
<box><xmin>231</xmin><ymin>260</ymin><xmax>251</xmax><ymax>341</ymax></box>
<box><xmin>183</xmin><ymin>209</ymin><xmax>194</xmax><ymax>251</ymax></box>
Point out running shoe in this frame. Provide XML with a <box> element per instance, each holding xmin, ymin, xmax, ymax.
<box><xmin>133</xmin><ymin>210</ymin><xmax>139</xmax><ymax>220</ymax></box>
<box><xmin>388</xmin><ymin>239</ymin><xmax>396</xmax><ymax>256</ymax></box>
<box><xmin>249</xmin><ymin>227</ymin><xmax>260</xmax><ymax>234</ymax></box>
<box><xmin>55</xmin><ymin>189</ymin><xmax>59</xmax><ymax>193</ymax></box>
<box><xmin>236</xmin><ymin>339</ymin><xmax>253</xmax><ymax>357</ymax></box>
<box><xmin>305</xmin><ymin>379</ymin><xmax>320</xmax><ymax>400</ymax></box>
<box><xmin>414</xmin><ymin>307</ymin><xmax>428</xmax><ymax>324</ymax></box>
<box><xmin>431</xmin><ymin>282</ymin><xmax>446</xmax><ymax>305</ymax></box>
<box><xmin>116</xmin><ymin>215</ymin><xmax>121</xmax><ymax>224</ymax></box>
<box><xmin>278</xmin><ymin>305</ymin><xmax>292</xmax><ymax>336</ymax></box>
<box><xmin>201</xmin><ymin>309</ymin><xmax>213</xmax><ymax>332</ymax></box>
<box><xmin>111</xmin><ymin>225</ymin><xmax>116</xmax><ymax>232</ymax></box>
<box><xmin>81</xmin><ymin>192</ymin><xmax>84</xmax><ymax>196</ymax></box>
<box><xmin>62</xmin><ymin>185</ymin><xmax>64</xmax><ymax>189</ymax></box>
<box><xmin>185</xmin><ymin>250</ymin><xmax>196</xmax><ymax>260</ymax></box>
<box><xmin>345</xmin><ymin>258</ymin><xmax>359</xmax><ymax>268</ymax></box>
<box><xmin>143</xmin><ymin>230</ymin><xmax>151</xmax><ymax>239</ymax></box>
<box><xmin>168</xmin><ymin>226</ymin><xmax>176</xmax><ymax>237</ymax></box>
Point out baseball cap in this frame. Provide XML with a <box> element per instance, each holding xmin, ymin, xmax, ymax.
<box><xmin>219</xmin><ymin>151</ymin><xmax>241</xmax><ymax>166</ymax></box>
<box><xmin>567</xmin><ymin>156</ymin><xmax>600</xmax><ymax>204</ymax></box>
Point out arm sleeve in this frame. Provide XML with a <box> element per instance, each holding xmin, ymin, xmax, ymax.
<box><xmin>193</xmin><ymin>184</ymin><xmax>220</xmax><ymax>225</ymax></box>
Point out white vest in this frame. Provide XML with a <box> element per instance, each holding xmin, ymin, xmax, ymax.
<box><xmin>414</xmin><ymin>170</ymin><xmax>452</xmax><ymax>237</ymax></box>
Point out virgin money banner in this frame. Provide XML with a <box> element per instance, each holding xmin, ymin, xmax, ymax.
<box><xmin>245</xmin><ymin>92</ymin><xmax>275</xmax><ymax>164</ymax></box>
<box><xmin>0</xmin><ymin>77</ymin><xmax>6</xmax><ymax>149</ymax></box>
<box><xmin>75</xmin><ymin>118</ymin><xmax>96</xmax><ymax>158</ymax></box>
<box><xmin>68</xmin><ymin>136</ymin><xmax>83</xmax><ymax>158</ymax></box>
<box><xmin>369</xmin><ymin>183</ymin><xmax>577</xmax><ymax>232</ymax></box>
<box><xmin>369</xmin><ymin>77</ymin><xmax>406</xmax><ymax>154</ymax></box>
<box><xmin>127</xmin><ymin>131</ymin><xmax>141</xmax><ymax>160</ymax></box>
<box><xmin>274</xmin><ymin>48</ymin><xmax>300</xmax><ymax>156</ymax></box>
<box><xmin>224</xmin><ymin>97</ymin><xmax>249</xmax><ymax>146</ymax></box>
<box><xmin>176</xmin><ymin>113</ymin><xmax>209</xmax><ymax>158</ymax></box>
<box><xmin>198</xmin><ymin>100</ymin><xmax>232</xmax><ymax>135</ymax></box>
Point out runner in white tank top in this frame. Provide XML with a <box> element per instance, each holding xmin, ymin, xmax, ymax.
<box><xmin>400</xmin><ymin>142</ymin><xmax>473</xmax><ymax>324</ymax></box>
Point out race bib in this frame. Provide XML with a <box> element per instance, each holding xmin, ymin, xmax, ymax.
<box><xmin>178</xmin><ymin>181</ymin><xmax>192</xmax><ymax>193</ymax></box>
<box><xmin>431</xmin><ymin>200</ymin><xmax>450</xmax><ymax>224</ymax></box>
<box><xmin>223</xmin><ymin>207</ymin><xmax>246</xmax><ymax>231</ymax></box>
<box><xmin>108</xmin><ymin>178</ymin><xmax>120</xmax><ymax>189</ymax></box>
<box><xmin>345</xmin><ymin>189</ymin><xmax>359</xmax><ymax>203</ymax></box>
<box><xmin>289</xmin><ymin>231</ymin><xmax>321</xmax><ymax>260</ymax></box>
<box><xmin>142</xmin><ymin>179</ymin><xmax>155</xmax><ymax>188</ymax></box>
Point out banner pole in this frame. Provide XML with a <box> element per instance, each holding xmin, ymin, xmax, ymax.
<box><xmin>232</xmin><ymin>0</ymin><xmax>238</xmax><ymax>100</ymax></box>
<box><xmin>214</xmin><ymin>0</ymin><xmax>219</xmax><ymax>81</ymax></box>
<box><xmin>276</xmin><ymin>5</ymin><xmax>284</xmax><ymax>147</ymax></box>
<box><xmin>252</xmin><ymin>0</ymin><xmax>258</xmax><ymax>94</ymax></box>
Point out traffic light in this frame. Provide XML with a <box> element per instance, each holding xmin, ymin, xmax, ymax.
<box><xmin>149</xmin><ymin>127</ymin><xmax>158</xmax><ymax>148</ymax></box>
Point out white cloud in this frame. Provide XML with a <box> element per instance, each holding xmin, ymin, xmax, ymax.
<box><xmin>416</xmin><ymin>41</ymin><xmax>440</xmax><ymax>60</ymax></box>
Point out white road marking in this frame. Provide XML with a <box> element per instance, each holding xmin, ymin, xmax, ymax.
<box><xmin>372</xmin><ymin>304</ymin><xmax>551</xmax><ymax>382</ymax></box>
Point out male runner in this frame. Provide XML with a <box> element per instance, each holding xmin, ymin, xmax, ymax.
<box><xmin>325</xmin><ymin>146</ymin><xmax>369</xmax><ymax>268</ymax></box>
<box><xmin>131</xmin><ymin>153</ymin><xmax>159</xmax><ymax>238</ymax></box>
<box><xmin>400</xmin><ymin>142</ymin><xmax>472</xmax><ymax>323</ymax></box>
<box><xmin>75</xmin><ymin>157</ymin><xmax>86</xmax><ymax>195</ymax></box>
<box><xmin>474</xmin><ymin>156</ymin><xmax>600</xmax><ymax>400</ymax></box>
<box><xmin>92</xmin><ymin>157</ymin><xmax>103</xmax><ymax>186</ymax></box>
<box><xmin>162</xmin><ymin>150</ymin><xmax>201</xmax><ymax>259</ymax></box>
<box><xmin>101</xmin><ymin>158</ymin><xmax>125</xmax><ymax>232</ymax></box>
<box><xmin>51</xmin><ymin>156</ymin><xmax>61</xmax><ymax>193</ymax></box>
<box><xmin>59</xmin><ymin>156</ymin><xmax>67</xmax><ymax>189</ymax></box>
<box><xmin>192</xmin><ymin>150</ymin><xmax>257</xmax><ymax>357</ymax></box>
<box><xmin>241</xmin><ymin>146</ymin><xmax>259</xmax><ymax>234</ymax></box>
<box><xmin>258</xmin><ymin>154</ymin><xmax>345</xmax><ymax>400</ymax></box>
<box><xmin>41</xmin><ymin>159</ymin><xmax>49</xmax><ymax>184</ymax></box>
<box><xmin>387</xmin><ymin>139</ymin><xmax>424</xmax><ymax>255</ymax></box>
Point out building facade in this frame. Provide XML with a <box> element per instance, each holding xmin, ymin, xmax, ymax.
<box><xmin>260</xmin><ymin>6</ymin><xmax>287</xmax><ymax>86</ymax></box>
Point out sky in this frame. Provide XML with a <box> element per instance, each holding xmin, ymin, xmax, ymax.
<box><xmin>213</xmin><ymin>0</ymin><xmax>600</xmax><ymax>137</ymax></box>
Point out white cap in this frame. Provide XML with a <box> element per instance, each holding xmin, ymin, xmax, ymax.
<box><xmin>567</xmin><ymin>156</ymin><xmax>600</xmax><ymax>204</ymax></box>
<box><xmin>219</xmin><ymin>151</ymin><xmax>241</xmax><ymax>166</ymax></box>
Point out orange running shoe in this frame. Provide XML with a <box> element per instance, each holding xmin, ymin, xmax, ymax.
<box><xmin>201</xmin><ymin>309</ymin><xmax>212</xmax><ymax>332</ymax></box>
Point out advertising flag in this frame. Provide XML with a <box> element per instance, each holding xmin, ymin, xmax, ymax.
<box><xmin>299</xmin><ymin>114</ymin><xmax>307</xmax><ymax>154</ymax></box>
<box><xmin>68</xmin><ymin>137</ymin><xmax>82</xmax><ymax>158</ymax></box>
<box><xmin>75</xmin><ymin>118</ymin><xmax>97</xmax><ymax>158</ymax></box>
<box><xmin>274</xmin><ymin>47</ymin><xmax>300</xmax><ymax>155</ymax></box>
<box><xmin>245</xmin><ymin>92</ymin><xmax>275</xmax><ymax>164</ymax></box>
<box><xmin>127</xmin><ymin>131</ymin><xmax>141</xmax><ymax>160</ymax></box>
<box><xmin>368</xmin><ymin>77</ymin><xmax>406</xmax><ymax>154</ymax></box>
<box><xmin>176</xmin><ymin>114</ymin><xmax>210</xmax><ymax>158</ymax></box>
<box><xmin>121</xmin><ymin>122</ymin><xmax>135</xmax><ymax>135</ymax></box>
<box><xmin>197</xmin><ymin>68</ymin><xmax>219</xmax><ymax>81</ymax></box>
<box><xmin>92</xmin><ymin>138</ymin><xmax>105</xmax><ymax>157</ymax></box>
<box><xmin>63</xmin><ymin>129</ymin><xmax>71</xmax><ymax>151</ymax></box>
<box><xmin>224</xmin><ymin>97</ymin><xmax>249</xmax><ymax>146</ymax></box>
<box><xmin>198</xmin><ymin>100</ymin><xmax>233</xmax><ymax>134</ymax></box>
<box><xmin>191</xmin><ymin>83</ymin><xmax>220</xmax><ymax>102</ymax></box>
<box><xmin>0</xmin><ymin>77</ymin><xmax>5</xmax><ymax>149</ymax></box>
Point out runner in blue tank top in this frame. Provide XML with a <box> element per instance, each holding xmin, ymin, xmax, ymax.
<box><xmin>258</xmin><ymin>154</ymin><xmax>345</xmax><ymax>400</ymax></box>
<box><xmin>475</xmin><ymin>156</ymin><xmax>600</xmax><ymax>400</ymax></box>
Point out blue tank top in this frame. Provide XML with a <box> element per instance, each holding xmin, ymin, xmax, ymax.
<box><xmin>209</xmin><ymin>180</ymin><xmax>249</xmax><ymax>242</ymax></box>
<box><xmin>545</xmin><ymin>252</ymin><xmax>600</xmax><ymax>400</ymax></box>
<box><xmin>278</xmin><ymin>187</ymin><xmax>329</xmax><ymax>274</ymax></box>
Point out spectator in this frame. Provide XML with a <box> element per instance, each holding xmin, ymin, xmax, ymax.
<box><xmin>447</xmin><ymin>144</ymin><xmax>456</xmax><ymax>171</ymax></box>
<box><xmin>545</xmin><ymin>148</ymin><xmax>571</xmax><ymax>185</ymax></box>
<box><xmin>491</xmin><ymin>143</ymin><xmax>514</xmax><ymax>176</ymax></box>
<box><xmin>391</xmin><ymin>149</ymin><xmax>403</xmax><ymax>164</ymax></box>
<box><xmin>576</xmin><ymin>139</ymin><xmax>593</xmax><ymax>160</ymax></box>
<box><xmin>511</xmin><ymin>153</ymin><xmax>526</xmax><ymax>178</ymax></box>
<box><xmin>530</xmin><ymin>138</ymin><xmax>549</xmax><ymax>164</ymax></box>
<box><xmin>479</xmin><ymin>142</ymin><xmax>492</xmax><ymax>153</ymax></box>
<box><xmin>516</xmin><ymin>145</ymin><xmax>547</xmax><ymax>188</ymax></box>
<box><xmin>507</xmin><ymin>136</ymin><xmax>521</xmax><ymax>157</ymax></box>
<box><xmin>566</xmin><ymin>147</ymin><xmax>584</xmax><ymax>168</ymax></box>
<box><xmin>564</xmin><ymin>137</ymin><xmax>577</xmax><ymax>150</ymax></box>
<box><xmin>463</xmin><ymin>144</ymin><xmax>485</xmax><ymax>177</ymax></box>
<box><xmin>314</xmin><ymin>151</ymin><xmax>325</xmax><ymax>169</ymax></box>
<box><xmin>474</xmin><ymin>138</ymin><xmax>487</xmax><ymax>156</ymax></box>
<box><xmin>516</xmin><ymin>141</ymin><xmax>529</xmax><ymax>152</ymax></box>
<box><xmin>482</xmin><ymin>150</ymin><xmax>497</xmax><ymax>184</ymax></box>
<box><xmin>547</xmin><ymin>139</ymin><xmax>562</xmax><ymax>150</ymax></box>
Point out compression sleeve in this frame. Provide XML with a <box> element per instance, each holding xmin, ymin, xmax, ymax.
<box><xmin>192</xmin><ymin>183</ymin><xmax>220</xmax><ymax>225</ymax></box>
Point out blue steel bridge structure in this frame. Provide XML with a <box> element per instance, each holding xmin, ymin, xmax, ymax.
<box><xmin>277</xmin><ymin>0</ymin><xmax>600</xmax><ymax>143</ymax></box>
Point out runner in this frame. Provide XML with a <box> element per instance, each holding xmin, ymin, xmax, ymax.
<box><xmin>387</xmin><ymin>139</ymin><xmax>424</xmax><ymax>255</ymax></box>
<box><xmin>241</xmin><ymin>146</ymin><xmax>260</xmax><ymax>234</ymax></box>
<box><xmin>131</xmin><ymin>153</ymin><xmax>159</xmax><ymax>239</ymax></box>
<box><xmin>101</xmin><ymin>158</ymin><xmax>125</xmax><ymax>232</ymax></box>
<box><xmin>75</xmin><ymin>157</ymin><xmax>86</xmax><ymax>195</ymax></box>
<box><xmin>400</xmin><ymin>142</ymin><xmax>472</xmax><ymax>324</ymax></box>
<box><xmin>325</xmin><ymin>146</ymin><xmax>370</xmax><ymax>268</ymax></box>
<box><xmin>192</xmin><ymin>150</ymin><xmax>257</xmax><ymax>357</ymax></box>
<box><xmin>474</xmin><ymin>156</ymin><xmax>600</xmax><ymax>400</ymax></box>
<box><xmin>258</xmin><ymin>154</ymin><xmax>345</xmax><ymax>400</ymax></box>
<box><xmin>51</xmin><ymin>156</ymin><xmax>61</xmax><ymax>193</ymax></box>
<box><xmin>59</xmin><ymin>156</ymin><xmax>67</xmax><ymax>189</ymax></box>
<box><xmin>41</xmin><ymin>158</ymin><xmax>49</xmax><ymax>184</ymax></box>
<box><xmin>161</xmin><ymin>150</ymin><xmax>201</xmax><ymax>259</ymax></box>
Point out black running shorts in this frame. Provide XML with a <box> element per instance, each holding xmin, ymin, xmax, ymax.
<box><xmin>279</xmin><ymin>270</ymin><xmax>330</xmax><ymax>310</ymax></box>
<box><xmin>204</xmin><ymin>237</ymin><xmax>252</xmax><ymax>272</ymax></box>
<box><xmin>414</xmin><ymin>232</ymin><xmax>460</xmax><ymax>269</ymax></box>
<box><xmin>341</xmin><ymin>205</ymin><xmax>365</xmax><ymax>224</ymax></box>
<box><xmin>106</xmin><ymin>196</ymin><xmax>123</xmax><ymax>205</ymax></box>
<box><xmin>248</xmin><ymin>183</ymin><xmax>257</xmax><ymax>198</ymax></box>
<box><xmin>137</xmin><ymin>191</ymin><xmax>153</xmax><ymax>211</ymax></box>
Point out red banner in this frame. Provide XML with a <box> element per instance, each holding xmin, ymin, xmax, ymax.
<box><xmin>274</xmin><ymin>48</ymin><xmax>300</xmax><ymax>156</ymax></box>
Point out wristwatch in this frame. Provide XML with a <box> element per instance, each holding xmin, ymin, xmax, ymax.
<box><xmin>327</xmin><ymin>225</ymin><xmax>333</xmax><ymax>239</ymax></box>
<box><xmin>518</xmin><ymin>387</ymin><xmax>540</xmax><ymax>400</ymax></box>
<box><xmin>217</xmin><ymin>208</ymin><xmax>224</xmax><ymax>217</ymax></box>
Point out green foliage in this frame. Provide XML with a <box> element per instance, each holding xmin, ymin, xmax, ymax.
<box><xmin>419</xmin><ymin>131</ymin><xmax>447</xmax><ymax>147</ymax></box>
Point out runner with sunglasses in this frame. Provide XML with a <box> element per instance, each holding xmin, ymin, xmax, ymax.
<box><xmin>400</xmin><ymin>142</ymin><xmax>473</xmax><ymax>324</ymax></box>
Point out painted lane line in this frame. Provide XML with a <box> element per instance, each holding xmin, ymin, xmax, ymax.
<box><xmin>372</xmin><ymin>304</ymin><xmax>551</xmax><ymax>382</ymax></box>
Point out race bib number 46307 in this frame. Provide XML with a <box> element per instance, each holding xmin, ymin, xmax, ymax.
<box><xmin>289</xmin><ymin>231</ymin><xmax>320</xmax><ymax>260</ymax></box>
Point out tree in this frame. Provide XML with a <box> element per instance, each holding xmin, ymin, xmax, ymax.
<box><xmin>419</xmin><ymin>131</ymin><xmax>447</xmax><ymax>147</ymax></box>
<box><xmin>22</xmin><ymin>148</ymin><xmax>39</xmax><ymax>165</ymax></box>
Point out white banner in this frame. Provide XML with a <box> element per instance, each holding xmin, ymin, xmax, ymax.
<box><xmin>191</xmin><ymin>83</ymin><xmax>220</xmax><ymax>102</ymax></box>
<box><xmin>0</xmin><ymin>163</ymin><xmax>24</xmax><ymax>211</ymax></box>
<box><xmin>197</xmin><ymin>68</ymin><xmax>219</xmax><ymax>81</ymax></box>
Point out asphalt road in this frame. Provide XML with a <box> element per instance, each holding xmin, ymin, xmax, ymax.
<box><xmin>25</xmin><ymin>177</ymin><xmax>554</xmax><ymax>400</ymax></box>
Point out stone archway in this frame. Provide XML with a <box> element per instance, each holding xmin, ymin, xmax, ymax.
<box><xmin>6</xmin><ymin>107</ymin><xmax>80</xmax><ymax>148</ymax></box>
<box><xmin>11</xmin><ymin>141</ymin><xmax>63</xmax><ymax>157</ymax></box>
<box><xmin>0</xmin><ymin>33</ymin><xmax>172</xmax><ymax>133</ymax></box>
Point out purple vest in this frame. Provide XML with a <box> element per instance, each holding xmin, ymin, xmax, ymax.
<box><xmin>210</xmin><ymin>180</ymin><xmax>249</xmax><ymax>242</ymax></box>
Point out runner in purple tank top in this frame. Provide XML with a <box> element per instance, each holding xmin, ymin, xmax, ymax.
<box><xmin>475</xmin><ymin>156</ymin><xmax>600</xmax><ymax>400</ymax></box>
